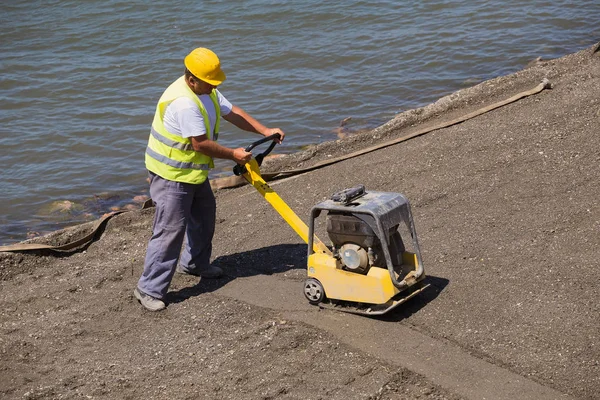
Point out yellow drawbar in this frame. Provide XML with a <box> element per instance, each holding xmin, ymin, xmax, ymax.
<box><xmin>241</xmin><ymin>159</ymin><xmax>331</xmax><ymax>255</ymax></box>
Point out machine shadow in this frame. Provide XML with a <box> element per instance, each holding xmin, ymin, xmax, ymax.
<box><xmin>166</xmin><ymin>243</ymin><xmax>306</xmax><ymax>304</ymax></box>
<box><xmin>377</xmin><ymin>275</ymin><xmax>449</xmax><ymax>322</ymax></box>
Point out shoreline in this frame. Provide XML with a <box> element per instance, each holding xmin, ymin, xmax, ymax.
<box><xmin>7</xmin><ymin>42</ymin><xmax>595</xmax><ymax>249</ymax></box>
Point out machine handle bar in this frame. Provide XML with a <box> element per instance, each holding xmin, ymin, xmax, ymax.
<box><xmin>233</xmin><ymin>133</ymin><xmax>281</xmax><ymax>176</ymax></box>
<box><xmin>244</xmin><ymin>133</ymin><xmax>281</xmax><ymax>153</ymax></box>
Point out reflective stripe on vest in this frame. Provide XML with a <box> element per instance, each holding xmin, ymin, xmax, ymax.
<box><xmin>149</xmin><ymin>126</ymin><xmax>194</xmax><ymax>151</ymax></box>
<box><xmin>145</xmin><ymin>75</ymin><xmax>221</xmax><ymax>184</ymax></box>
<box><xmin>145</xmin><ymin>147</ymin><xmax>209</xmax><ymax>170</ymax></box>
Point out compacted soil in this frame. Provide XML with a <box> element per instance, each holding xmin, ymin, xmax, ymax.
<box><xmin>1</xmin><ymin>43</ymin><xmax>599</xmax><ymax>400</ymax></box>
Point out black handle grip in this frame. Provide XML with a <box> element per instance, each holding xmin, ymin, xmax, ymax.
<box><xmin>244</xmin><ymin>133</ymin><xmax>281</xmax><ymax>153</ymax></box>
<box><xmin>233</xmin><ymin>133</ymin><xmax>282</xmax><ymax>176</ymax></box>
<box><xmin>233</xmin><ymin>164</ymin><xmax>245</xmax><ymax>176</ymax></box>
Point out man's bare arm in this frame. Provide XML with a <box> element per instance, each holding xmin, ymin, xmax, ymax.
<box><xmin>223</xmin><ymin>105</ymin><xmax>285</xmax><ymax>143</ymax></box>
<box><xmin>190</xmin><ymin>135</ymin><xmax>251</xmax><ymax>164</ymax></box>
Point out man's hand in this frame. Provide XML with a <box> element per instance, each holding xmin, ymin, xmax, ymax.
<box><xmin>232</xmin><ymin>148</ymin><xmax>252</xmax><ymax>165</ymax></box>
<box><xmin>191</xmin><ymin>135</ymin><xmax>252</xmax><ymax>165</ymax></box>
<box><xmin>263</xmin><ymin>128</ymin><xmax>285</xmax><ymax>144</ymax></box>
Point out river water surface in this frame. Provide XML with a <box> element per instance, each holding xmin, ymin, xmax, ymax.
<box><xmin>1</xmin><ymin>1</ymin><xmax>598</xmax><ymax>244</ymax></box>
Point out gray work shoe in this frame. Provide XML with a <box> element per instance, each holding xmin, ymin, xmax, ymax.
<box><xmin>134</xmin><ymin>288</ymin><xmax>166</xmax><ymax>311</ymax></box>
<box><xmin>176</xmin><ymin>265</ymin><xmax>223</xmax><ymax>279</ymax></box>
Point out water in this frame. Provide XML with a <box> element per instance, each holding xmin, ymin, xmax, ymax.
<box><xmin>1</xmin><ymin>1</ymin><xmax>598</xmax><ymax>245</ymax></box>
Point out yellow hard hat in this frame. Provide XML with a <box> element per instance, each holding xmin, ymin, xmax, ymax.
<box><xmin>184</xmin><ymin>48</ymin><xmax>226</xmax><ymax>86</ymax></box>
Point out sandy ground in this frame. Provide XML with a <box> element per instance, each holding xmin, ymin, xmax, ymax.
<box><xmin>1</xmin><ymin>43</ymin><xmax>599</xmax><ymax>400</ymax></box>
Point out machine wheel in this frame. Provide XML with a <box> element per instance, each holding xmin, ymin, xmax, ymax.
<box><xmin>303</xmin><ymin>278</ymin><xmax>325</xmax><ymax>304</ymax></box>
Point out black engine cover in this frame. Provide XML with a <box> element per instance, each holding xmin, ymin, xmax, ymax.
<box><xmin>326</xmin><ymin>213</ymin><xmax>378</xmax><ymax>248</ymax></box>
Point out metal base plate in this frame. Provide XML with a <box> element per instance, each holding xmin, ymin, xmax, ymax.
<box><xmin>315</xmin><ymin>282</ymin><xmax>430</xmax><ymax>316</ymax></box>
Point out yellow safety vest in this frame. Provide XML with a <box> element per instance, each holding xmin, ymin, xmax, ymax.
<box><xmin>145</xmin><ymin>75</ymin><xmax>221</xmax><ymax>184</ymax></box>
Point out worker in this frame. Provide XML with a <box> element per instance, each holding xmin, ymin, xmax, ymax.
<box><xmin>134</xmin><ymin>48</ymin><xmax>285</xmax><ymax>311</ymax></box>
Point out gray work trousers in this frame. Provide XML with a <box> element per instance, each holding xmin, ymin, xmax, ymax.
<box><xmin>137</xmin><ymin>172</ymin><xmax>216</xmax><ymax>299</ymax></box>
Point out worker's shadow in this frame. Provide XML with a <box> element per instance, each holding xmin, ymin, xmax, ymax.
<box><xmin>166</xmin><ymin>243</ymin><xmax>306</xmax><ymax>304</ymax></box>
<box><xmin>166</xmin><ymin>243</ymin><xmax>449</xmax><ymax>320</ymax></box>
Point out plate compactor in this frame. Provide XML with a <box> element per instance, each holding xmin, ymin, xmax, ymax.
<box><xmin>234</xmin><ymin>134</ymin><xmax>429</xmax><ymax>316</ymax></box>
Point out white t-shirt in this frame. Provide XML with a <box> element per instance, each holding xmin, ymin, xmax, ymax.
<box><xmin>163</xmin><ymin>90</ymin><xmax>232</xmax><ymax>138</ymax></box>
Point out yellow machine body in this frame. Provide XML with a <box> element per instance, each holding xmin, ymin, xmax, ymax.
<box><xmin>307</xmin><ymin>252</ymin><xmax>419</xmax><ymax>304</ymax></box>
